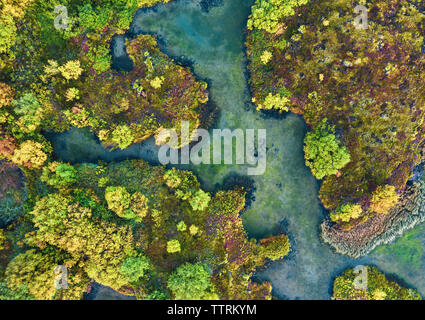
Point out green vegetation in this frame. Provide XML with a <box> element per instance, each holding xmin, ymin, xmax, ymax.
<box><xmin>247</xmin><ymin>0</ymin><xmax>309</xmax><ymax>34</ymax></box>
<box><xmin>333</xmin><ymin>266</ymin><xmax>421</xmax><ymax>300</ymax></box>
<box><xmin>370</xmin><ymin>185</ymin><xmax>400</xmax><ymax>215</ymax></box>
<box><xmin>0</xmin><ymin>0</ymin><xmax>210</xmax><ymax>178</ymax></box>
<box><xmin>167</xmin><ymin>263</ymin><xmax>217</xmax><ymax>300</ymax></box>
<box><xmin>120</xmin><ymin>256</ymin><xmax>151</xmax><ymax>283</ymax></box>
<box><xmin>0</xmin><ymin>281</ymin><xmax>34</xmax><ymax>300</ymax></box>
<box><xmin>330</xmin><ymin>203</ymin><xmax>362</xmax><ymax>224</ymax></box>
<box><xmin>373</xmin><ymin>227</ymin><xmax>424</xmax><ymax>270</ymax></box>
<box><xmin>0</xmin><ymin>159</ymin><xmax>290</xmax><ymax>300</ymax></box>
<box><xmin>246</xmin><ymin>0</ymin><xmax>425</xmax><ymax>230</ymax></box>
<box><xmin>303</xmin><ymin>119</ymin><xmax>350</xmax><ymax>180</ymax></box>
<box><xmin>0</xmin><ymin>0</ymin><xmax>294</xmax><ymax>301</ymax></box>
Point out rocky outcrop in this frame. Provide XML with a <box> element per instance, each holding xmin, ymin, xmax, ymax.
<box><xmin>321</xmin><ymin>180</ymin><xmax>425</xmax><ymax>258</ymax></box>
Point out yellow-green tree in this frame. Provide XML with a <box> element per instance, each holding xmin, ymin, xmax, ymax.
<box><xmin>167</xmin><ymin>263</ymin><xmax>217</xmax><ymax>300</ymax></box>
<box><xmin>105</xmin><ymin>186</ymin><xmax>131</xmax><ymax>217</ymax></box>
<box><xmin>58</xmin><ymin>60</ymin><xmax>83</xmax><ymax>81</ymax></box>
<box><xmin>11</xmin><ymin>140</ymin><xmax>47</xmax><ymax>169</ymax></box>
<box><xmin>370</xmin><ymin>185</ymin><xmax>400</xmax><ymax>215</ymax></box>
<box><xmin>0</xmin><ymin>82</ymin><xmax>14</xmax><ymax>107</ymax></box>
<box><xmin>5</xmin><ymin>249</ymin><xmax>89</xmax><ymax>300</ymax></box>
<box><xmin>330</xmin><ymin>203</ymin><xmax>362</xmax><ymax>223</ymax></box>
<box><xmin>304</xmin><ymin>119</ymin><xmax>350</xmax><ymax>180</ymax></box>
<box><xmin>110</xmin><ymin>124</ymin><xmax>134</xmax><ymax>149</ymax></box>
<box><xmin>27</xmin><ymin>193</ymin><xmax>136</xmax><ymax>291</ymax></box>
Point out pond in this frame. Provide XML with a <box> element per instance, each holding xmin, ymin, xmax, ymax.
<box><xmin>47</xmin><ymin>0</ymin><xmax>425</xmax><ymax>300</ymax></box>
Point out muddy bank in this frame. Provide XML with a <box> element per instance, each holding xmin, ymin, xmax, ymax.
<box><xmin>321</xmin><ymin>180</ymin><xmax>425</xmax><ymax>258</ymax></box>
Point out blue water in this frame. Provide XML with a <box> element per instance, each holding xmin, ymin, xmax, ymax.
<box><xmin>49</xmin><ymin>0</ymin><xmax>425</xmax><ymax>299</ymax></box>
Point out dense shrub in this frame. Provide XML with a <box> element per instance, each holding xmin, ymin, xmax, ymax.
<box><xmin>333</xmin><ymin>266</ymin><xmax>421</xmax><ymax>300</ymax></box>
<box><xmin>304</xmin><ymin>119</ymin><xmax>350</xmax><ymax>180</ymax></box>
<box><xmin>370</xmin><ymin>185</ymin><xmax>400</xmax><ymax>215</ymax></box>
<box><xmin>167</xmin><ymin>263</ymin><xmax>217</xmax><ymax>300</ymax></box>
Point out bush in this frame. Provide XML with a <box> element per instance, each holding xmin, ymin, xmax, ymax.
<box><xmin>167</xmin><ymin>239</ymin><xmax>181</xmax><ymax>254</ymax></box>
<box><xmin>333</xmin><ymin>266</ymin><xmax>421</xmax><ymax>300</ymax></box>
<box><xmin>304</xmin><ymin>119</ymin><xmax>350</xmax><ymax>180</ymax></box>
<box><xmin>330</xmin><ymin>203</ymin><xmax>363</xmax><ymax>223</ymax></box>
<box><xmin>105</xmin><ymin>186</ymin><xmax>131</xmax><ymax>217</ymax></box>
<box><xmin>259</xmin><ymin>234</ymin><xmax>290</xmax><ymax>261</ymax></box>
<box><xmin>370</xmin><ymin>185</ymin><xmax>399</xmax><ymax>215</ymax></box>
<box><xmin>120</xmin><ymin>256</ymin><xmax>151</xmax><ymax>283</ymax></box>
<box><xmin>11</xmin><ymin>140</ymin><xmax>48</xmax><ymax>169</ymax></box>
<box><xmin>167</xmin><ymin>263</ymin><xmax>216</xmax><ymax>300</ymax></box>
<box><xmin>189</xmin><ymin>190</ymin><xmax>211</xmax><ymax>211</ymax></box>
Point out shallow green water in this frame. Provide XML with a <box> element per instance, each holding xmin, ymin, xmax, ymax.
<box><xmin>49</xmin><ymin>0</ymin><xmax>425</xmax><ymax>299</ymax></box>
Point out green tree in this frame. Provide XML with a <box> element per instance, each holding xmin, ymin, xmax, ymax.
<box><xmin>5</xmin><ymin>249</ymin><xmax>88</xmax><ymax>300</ymax></box>
<box><xmin>28</xmin><ymin>193</ymin><xmax>136</xmax><ymax>291</ymax></box>
<box><xmin>247</xmin><ymin>0</ymin><xmax>309</xmax><ymax>33</ymax></box>
<box><xmin>167</xmin><ymin>239</ymin><xmax>181</xmax><ymax>254</ymax></box>
<box><xmin>0</xmin><ymin>229</ymin><xmax>7</xmax><ymax>250</ymax></box>
<box><xmin>41</xmin><ymin>162</ymin><xmax>77</xmax><ymax>187</ymax></box>
<box><xmin>177</xmin><ymin>221</ymin><xmax>187</xmax><ymax>232</ymax></box>
<box><xmin>0</xmin><ymin>281</ymin><xmax>34</xmax><ymax>300</ymax></box>
<box><xmin>333</xmin><ymin>266</ymin><xmax>421</xmax><ymax>300</ymax></box>
<box><xmin>129</xmin><ymin>192</ymin><xmax>149</xmax><ymax>221</ymax></box>
<box><xmin>105</xmin><ymin>186</ymin><xmax>131</xmax><ymax>217</ymax></box>
<box><xmin>0</xmin><ymin>82</ymin><xmax>14</xmax><ymax>107</ymax></box>
<box><xmin>0</xmin><ymin>15</ymin><xmax>17</xmax><ymax>55</ymax></box>
<box><xmin>330</xmin><ymin>203</ymin><xmax>363</xmax><ymax>223</ymax></box>
<box><xmin>120</xmin><ymin>256</ymin><xmax>150</xmax><ymax>283</ymax></box>
<box><xmin>110</xmin><ymin>124</ymin><xmax>134</xmax><ymax>149</ymax></box>
<box><xmin>12</xmin><ymin>93</ymin><xmax>43</xmax><ymax>131</ymax></box>
<box><xmin>304</xmin><ymin>118</ymin><xmax>350</xmax><ymax>180</ymax></box>
<box><xmin>167</xmin><ymin>263</ymin><xmax>216</xmax><ymax>300</ymax></box>
<box><xmin>145</xmin><ymin>289</ymin><xmax>169</xmax><ymax>300</ymax></box>
<box><xmin>189</xmin><ymin>190</ymin><xmax>211</xmax><ymax>211</ymax></box>
<box><xmin>58</xmin><ymin>60</ymin><xmax>83</xmax><ymax>81</ymax></box>
<box><xmin>78</xmin><ymin>4</ymin><xmax>113</xmax><ymax>31</ymax></box>
<box><xmin>370</xmin><ymin>185</ymin><xmax>400</xmax><ymax>215</ymax></box>
<box><xmin>259</xmin><ymin>234</ymin><xmax>291</xmax><ymax>261</ymax></box>
<box><xmin>11</xmin><ymin>140</ymin><xmax>48</xmax><ymax>169</ymax></box>
<box><xmin>257</xmin><ymin>93</ymin><xmax>289</xmax><ymax>112</ymax></box>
